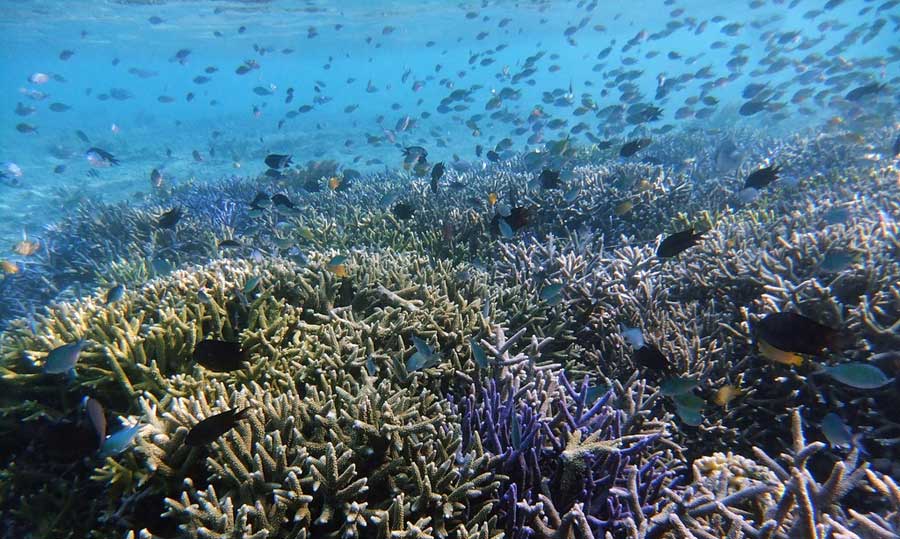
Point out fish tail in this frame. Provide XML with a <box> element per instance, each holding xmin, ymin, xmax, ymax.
<box><xmin>233</xmin><ymin>407</ymin><xmax>252</xmax><ymax>422</ymax></box>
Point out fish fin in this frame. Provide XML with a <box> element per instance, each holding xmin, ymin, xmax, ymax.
<box><xmin>233</xmin><ymin>407</ymin><xmax>252</xmax><ymax>422</ymax></box>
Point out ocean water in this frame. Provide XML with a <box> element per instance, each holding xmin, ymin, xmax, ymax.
<box><xmin>1</xmin><ymin>1</ymin><xmax>899</xmax><ymax>538</ymax></box>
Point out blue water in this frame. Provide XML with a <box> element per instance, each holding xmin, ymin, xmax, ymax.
<box><xmin>1</xmin><ymin>0</ymin><xmax>896</xmax><ymax>249</ymax></box>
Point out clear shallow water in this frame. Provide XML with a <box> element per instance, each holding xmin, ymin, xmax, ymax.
<box><xmin>0</xmin><ymin>0</ymin><xmax>897</xmax><ymax>247</ymax></box>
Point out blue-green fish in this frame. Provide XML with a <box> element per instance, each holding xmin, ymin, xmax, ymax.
<box><xmin>821</xmin><ymin>413</ymin><xmax>852</xmax><ymax>449</ymax></box>
<box><xmin>243</xmin><ymin>275</ymin><xmax>261</xmax><ymax>294</ymax></box>
<box><xmin>105</xmin><ymin>284</ymin><xmax>125</xmax><ymax>304</ymax></box>
<box><xmin>540</xmin><ymin>283</ymin><xmax>564</xmax><ymax>304</ymax></box>
<box><xmin>675</xmin><ymin>404</ymin><xmax>703</xmax><ymax>426</ymax></box>
<box><xmin>673</xmin><ymin>392</ymin><xmax>704</xmax><ymax>412</ymax></box>
<box><xmin>821</xmin><ymin>362</ymin><xmax>891</xmax><ymax>389</ymax></box>
<box><xmin>99</xmin><ymin>424</ymin><xmax>141</xmax><ymax>457</ymax></box>
<box><xmin>328</xmin><ymin>255</ymin><xmax>348</xmax><ymax>266</ymax></box>
<box><xmin>818</xmin><ymin>251</ymin><xmax>856</xmax><ymax>273</ymax></box>
<box><xmin>660</xmin><ymin>376</ymin><xmax>698</xmax><ymax>396</ymax></box>
<box><xmin>469</xmin><ymin>338</ymin><xmax>489</xmax><ymax>369</ymax></box>
<box><xmin>498</xmin><ymin>218</ymin><xmax>514</xmax><ymax>238</ymax></box>
<box><xmin>44</xmin><ymin>340</ymin><xmax>88</xmax><ymax>375</ymax></box>
<box><xmin>406</xmin><ymin>335</ymin><xmax>440</xmax><ymax>371</ymax></box>
<box><xmin>563</xmin><ymin>186</ymin><xmax>580</xmax><ymax>203</ymax></box>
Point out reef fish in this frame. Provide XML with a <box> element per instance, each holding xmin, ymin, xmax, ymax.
<box><xmin>157</xmin><ymin>207</ymin><xmax>182</xmax><ymax>229</ymax></box>
<box><xmin>656</xmin><ymin>228</ymin><xmax>704</xmax><ymax>258</ymax></box>
<box><xmin>193</xmin><ymin>339</ymin><xmax>249</xmax><ymax>372</ymax></box>
<box><xmin>85</xmin><ymin>147</ymin><xmax>120</xmax><ymax>167</ymax></box>
<box><xmin>105</xmin><ymin>284</ymin><xmax>125</xmax><ymax>304</ymax></box>
<box><xmin>744</xmin><ymin>165</ymin><xmax>781</xmax><ymax>189</ymax></box>
<box><xmin>99</xmin><ymin>424</ymin><xmax>141</xmax><ymax>457</ymax></box>
<box><xmin>619</xmin><ymin>138</ymin><xmax>651</xmax><ymax>157</ymax></box>
<box><xmin>185</xmin><ymin>408</ymin><xmax>250</xmax><ymax>446</ymax></box>
<box><xmin>634</xmin><ymin>343</ymin><xmax>668</xmax><ymax>372</ymax></box>
<box><xmin>44</xmin><ymin>340</ymin><xmax>88</xmax><ymax>374</ymax></box>
<box><xmin>264</xmin><ymin>154</ymin><xmax>292</xmax><ymax>168</ymax></box>
<box><xmin>820</xmin><ymin>362</ymin><xmax>891</xmax><ymax>389</ymax></box>
<box><xmin>755</xmin><ymin>312</ymin><xmax>845</xmax><ymax>356</ymax></box>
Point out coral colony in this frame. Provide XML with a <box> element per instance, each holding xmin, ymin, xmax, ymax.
<box><xmin>1</xmin><ymin>125</ymin><xmax>899</xmax><ymax>539</ymax></box>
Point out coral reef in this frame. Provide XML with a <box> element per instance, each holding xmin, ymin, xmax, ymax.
<box><xmin>2</xmin><ymin>126</ymin><xmax>899</xmax><ymax>538</ymax></box>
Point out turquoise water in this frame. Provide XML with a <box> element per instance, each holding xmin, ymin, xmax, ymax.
<box><xmin>1</xmin><ymin>0</ymin><xmax>896</xmax><ymax>246</ymax></box>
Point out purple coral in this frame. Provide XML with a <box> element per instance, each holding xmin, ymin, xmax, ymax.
<box><xmin>462</xmin><ymin>370</ymin><xmax>681</xmax><ymax>537</ymax></box>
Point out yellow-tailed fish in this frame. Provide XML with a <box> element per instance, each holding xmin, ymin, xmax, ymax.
<box><xmin>757</xmin><ymin>338</ymin><xmax>804</xmax><ymax>366</ymax></box>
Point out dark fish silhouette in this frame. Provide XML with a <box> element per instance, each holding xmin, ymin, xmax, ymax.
<box><xmin>619</xmin><ymin>138</ymin><xmax>651</xmax><ymax>157</ymax></box>
<box><xmin>264</xmin><ymin>154</ymin><xmax>292</xmax><ymax>168</ymax></box>
<box><xmin>157</xmin><ymin>207</ymin><xmax>182</xmax><ymax>229</ymax></box>
<box><xmin>392</xmin><ymin>202</ymin><xmax>415</xmax><ymax>220</ymax></box>
<box><xmin>634</xmin><ymin>343</ymin><xmax>668</xmax><ymax>373</ymax></box>
<box><xmin>486</xmin><ymin>150</ymin><xmax>500</xmax><ymax>162</ymax></box>
<box><xmin>739</xmin><ymin>100</ymin><xmax>768</xmax><ymax>116</ymax></box>
<box><xmin>193</xmin><ymin>339</ymin><xmax>249</xmax><ymax>372</ymax></box>
<box><xmin>844</xmin><ymin>82</ymin><xmax>886</xmax><ymax>102</ymax></box>
<box><xmin>538</xmin><ymin>168</ymin><xmax>561</xmax><ymax>190</ymax></box>
<box><xmin>755</xmin><ymin>312</ymin><xmax>847</xmax><ymax>356</ymax></box>
<box><xmin>430</xmin><ymin>162</ymin><xmax>444</xmax><ymax>192</ymax></box>
<box><xmin>271</xmin><ymin>193</ymin><xmax>294</xmax><ymax>209</ymax></box>
<box><xmin>86</xmin><ymin>147</ymin><xmax>119</xmax><ymax>166</ymax></box>
<box><xmin>184</xmin><ymin>408</ymin><xmax>250</xmax><ymax>446</ymax></box>
<box><xmin>744</xmin><ymin>165</ymin><xmax>781</xmax><ymax>189</ymax></box>
<box><xmin>656</xmin><ymin>228</ymin><xmax>704</xmax><ymax>257</ymax></box>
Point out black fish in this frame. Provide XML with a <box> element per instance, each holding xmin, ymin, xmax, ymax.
<box><xmin>619</xmin><ymin>138</ymin><xmax>650</xmax><ymax>157</ymax></box>
<box><xmin>744</xmin><ymin>165</ymin><xmax>781</xmax><ymax>189</ymax></box>
<box><xmin>264</xmin><ymin>154</ymin><xmax>292</xmax><ymax>168</ymax></box>
<box><xmin>845</xmin><ymin>82</ymin><xmax>886</xmax><ymax>102</ymax></box>
<box><xmin>538</xmin><ymin>168</ymin><xmax>561</xmax><ymax>189</ymax></box>
<box><xmin>739</xmin><ymin>100</ymin><xmax>768</xmax><ymax>116</ymax></box>
<box><xmin>157</xmin><ymin>207</ymin><xmax>182</xmax><ymax>229</ymax></box>
<box><xmin>87</xmin><ymin>147</ymin><xmax>119</xmax><ymax>165</ymax></box>
<box><xmin>634</xmin><ymin>343</ymin><xmax>668</xmax><ymax>373</ymax></box>
<box><xmin>656</xmin><ymin>228</ymin><xmax>704</xmax><ymax>257</ymax></box>
<box><xmin>184</xmin><ymin>408</ymin><xmax>250</xmax><ymax>446</ymax></box>
<box><xmin>193</xmin><ymin>339</ymin><xmax>249</xmax><ymax>371</ymax></box>
<box><xmin>392</xmin><ymin>202</ymin><xmax>415</xmax><ymax>220</ymax></box>
<box><xmin>755</xmin><ymin>312</ymin><xmax>846</xmax><ymax>355</ymax></box>
<box><xmin>475</xmin><ymin>144</ymin><xmax>483</xmax><ymax>157</ymax></box>
<box><xmin>337</xmin><ymin>278</ymin><xmax>355</xmax><ymax>307</ymax></box>
<box><xmin>894</xmin><ymin>133</ymin><xmax>900</xmax><ymax>157</ymax></box>
<box><xmin>430</xmin><ymin>162</ymin><xmax>444</xmax><ymax>193</ymax></box>
<box><xmin>486</xmin><ymin>150</ymin><xmax>500</xmax><ymax>162</ymax></box>
<box><xmin>218</xmin><ymin>239</ymin><xmax>240</xmax><ymax>249</ymax></box>
<box><xmin>271</xmin><ymin>193</ymin><xmax>294</xmax><ymax>209</ymax></box>
<box><xmin>402</xmin><ymin>146</ymin><xmax>427</xmax><ymax>165</ymax></box>
<box><xmin>250</xmin><ymin>192</ymin><xmax>271</xmax><ymax>209</ymax></box>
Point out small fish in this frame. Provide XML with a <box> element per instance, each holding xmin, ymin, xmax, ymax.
<box><xmin>744</xmin><ymin>165</ymin><xmax>781</xmax><ymax>189</ymax></box>
<box><xmin>85</xmin><ymin>147</ymin><xmax>119</xmax><ymax>167</ymax></box>
<box><xmin>264</xmin><ymin>154</ymin><xmax>292</xmax><ymax>168</ymax></box>
<box><xmin>820</xmin><ymin>362</ymin><xmax>891</xmax><ymax>389</ymax></box>
<box><xmin>406</xmin><ymin>335</ymin><xmax>440</xmax><ymax>371</ymax></box>
<box><xmin>44</xmin><ymin>340</ymin><xmax>88</xmax><ymax>375</ymax></box>
<box><xmin>821</xmin><ymin>413</ymin><xmax>863</xmax><ymax>451</ymax></box>
<box><xmin>1</xmin><ymin>260</ymin><xmax>19</xmax><ymax>274</ymax></box>
<box><xmin>105</xmin><ymin>284</ymin><xmax>125</xmax><ymax>304</ymax></box>
<box><xmin>98</xmin><ymin>424</ymin><xmax>141</xmax><ymax>457</ymax></box>
<box><xmin>327</xmin><ymin>263</ymin><xmax>349</xmax><ymax>278</ymax></box>
<box><xmin>540</xmin><ymin>283</ymin><xmax>564</xmax><ymax>303</ymax></box>
<box><xmin>757</xmin><ymin>338</ymin><xmax>804</xmax><ymax>366</ymax></box>
<box><xmin>563</xmin><ymin>186</ymin><xmax>580</xmax><ymax>203</ymax></box>
<box><xmin>713</xmin><ymin>385</ymin><xmax>742</xmax><ymax>407</ymax></box>
<box><xmin>819</xmin><ymin>250</ymin><xmax>857</xmax><ymax>273</ymax></box>
<box><xmin>620</xmin><ymin>138</ymin><xmax>651</xmax><ymax>157</ymax></box>
<box><xmin>430</xmin><ymin>162</ymin><xmax>444</xmax><ymax>192</ymax></box>
<box><xmin>488</xmin><ymin>192</ymin><xmax>498</xmax><ymax>206</ymax></box>
<box><xmin>14</xmin><ymin>239</ymin><xmax>40</xmax><ymax>256</ymax></box>
<box><xmin>614</xmin><ymin>200</ymin><xmax>634</xmax><ymax>216</ymax></box>
<box><xmin>469</xmin><ymin>338</ymin><xmax>489</xmax><ymax>369</ymax></box>
<box><xmin>193</xmin><ymin>339</ymin><xmax>249</xmax><ymax>372</ymax></box>
<box><xmin>486</xmin><ymin>150</ymin><xmax>500</xmax><ymax>162</ymax></box>
<box><xmin>538</xmin><ymin>168</ymin><xmax>561</xmax><ymax>190</ymax></box>
<box><xmin>634</xmin><ymin>344</ymin><xmax>668</xmax><ymax>372</ymax></box>
<box><xmin>150</xmin><ymin>168</ymin><xmax>163</xmax><ymax>189</ymax></box>
<box><xmin>82</xmin><ymin>396</ymin><xmax>106</xmax><ymax>445</ymax></box>
<box><xmin>755</xmin><ymin>312</ymin><xmax>846</xmax><ymax>356</ymax></box>
<box><xmin>185</xmin><ymin>408</ymin><xmax>251</xmax><ymax>446</ymax></box>
<box><xmin>329</xmin><ymin>177</ymin><xmax>342</xmax><ymax>191</ymax></box>
<box><xmin>392</xmin><ymin>203</ymin><xmax>415</xmax><ymax>220</ymax></box>
<box><xmin>498</xmin><ymin>218</ymin><xmax>514</xmax><ymax>238</ymax></box>
<box><xmin>621</xmin><ymin>326</ymin><xmax>645</xmax><ymax>349</ymax></box>
<box><xmin>656</xmin><ymin>228</ymin><xmax>704</xmax><ymax>257</ymax></box>
<box><xmin>660</xmin><ymin>376</ymin><xmax>698</xmax><ymax>396</ymax></box>
<box><xmin>673</xmin><ymin>392</ymin><xmax>704</xmax><ymax>412</ymax></box>
<box><xmin>157</xmin><ymin>207</ymin><xmax>182</xmax><ymax>229</ymax></box>
<box><xmin>243</xmin><ymin>275</ymin><xmax>261</xmax><ymax>294</ymax></box>
<box><xmin>271</xmin><ymin>193</ymin><xmax>294</xmax><ymax>209</ymax></box>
